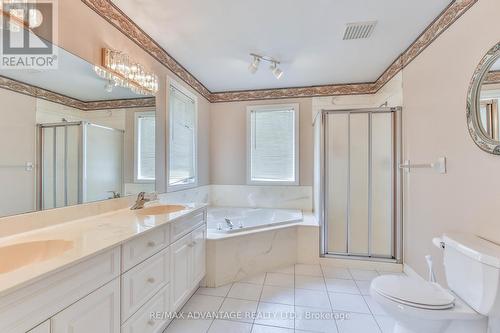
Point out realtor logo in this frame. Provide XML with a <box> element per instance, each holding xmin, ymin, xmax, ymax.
<box><xmin>0</xmin><ymin>0</ymin><xmax>58</xmax><ymax>69</ymax></box>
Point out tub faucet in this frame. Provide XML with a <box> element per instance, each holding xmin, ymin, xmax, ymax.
<box><xmin>225</xmin><ymin>218</ymin><xmax>234</xmax><ymax>229</ymax></box>
<box><xmin>130</xmin><ymin>192</ymin><xmax>158</xmax><ymax>210</ymax></box>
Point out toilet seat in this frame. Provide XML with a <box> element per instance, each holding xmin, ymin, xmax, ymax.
<box><xmin>371</xmin><ymin>275</ymin><xmax>456</xmax><ymax>310</ymax></box>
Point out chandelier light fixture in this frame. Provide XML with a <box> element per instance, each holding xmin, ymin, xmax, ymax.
<box><xmin>94</xmin><ymin>48</ymin><xmax>159</xmax><ymax>95</ymax></box>
<box><xmin>248</xmin><ymin>53</ymin><xmax>284</xmax><ymax>80</ymax></box>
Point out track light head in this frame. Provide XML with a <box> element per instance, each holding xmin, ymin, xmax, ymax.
<box><xmin>248</xmin><ymin>56</ymin><xmax>260</xmax><ymax>74</ymax></box>
<box><xmin>271</xmin><ymin>62</ymin><xmax>284</xmax><ymax>80</ymax></box>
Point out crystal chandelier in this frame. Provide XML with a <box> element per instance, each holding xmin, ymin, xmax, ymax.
<box><xmin>94</xmin><ymin>48</ymin><xmax>159</xmax><ymax>95</ymax></box>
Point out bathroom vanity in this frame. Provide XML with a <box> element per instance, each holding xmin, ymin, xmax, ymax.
<box><xmin>0</xmin><ymin>205</ymin><xmax>207</xmax><ymax>333</ymax></box>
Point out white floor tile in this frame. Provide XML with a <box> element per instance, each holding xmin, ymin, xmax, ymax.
<box><xmin>321</xmin><ymin>267</ymin><xmax>352</xmax><ymax>280</ymax></box>
<box><xmin>295</xmin><ymin>289</ymin><xmax>331</xmax><ymax>309</ymax></box>
<box><xmin>228</xmin><ymin>282</ymin><xmax>264</xmax><ymax>301</ymax></box>
<box><xmin>329</xmin><ymin>293</ymin><xmax>371</xmax><ymax>314</ymax></box>
<box><xmin>363</xmin><ymin>296</ymin><xmax>387</xmax><ymax>316</ymax></box>
<box><xmin>254</xmin><ymin>302</ymin><xmax>295</xmax><ymax>329</ymax></box>
<box><xmin>268</xmin><ymin>265</ymin><xmax>295</xmax><ymax>275</ymax></box>
<box><xmin>325</xmin><ymin>279</ymin><xmax>360</xmax><ymax>294</ymax></box>
<box><xmin>349</xmin><ymin>269</ymin><xmax>379</xmax><ymax>281</ymax></box>
<box><xmin>374</xmin><ymin>315</ymin><xmax>396</xmax><ymax>333</ymax></box>
<box><xmin>240</xmin><ymin>273</ymin><xmax>267</xmax><ymax>285</ymax></box>
<box><xmin>295</xmin><ymin>264</ymin><xmax>323</xmax><ymax>277</ymax></box>
<box><xmin>251</xmin><ymin>324</ymin><xmax>294</xmax><ymax>333</ymax></box>
<box><xmin>164</xmin><ymin>318</ymin><xmax>213</xmax><ymax>333</ymax></box>
<box><xmin>181</xmin><ymin>294</ymin><xmax>225</xmax><ymax>314</ymax></box>
<box><xmin>295</xmin><ymin>275</ymin><xmax>327</xmax><ymax>291</ymax></box>
<box><xmin>219</xmin><ymin>297</ymin><xmax>258</xmax><ymax>323</ymax></box>
<box><xmin>354</xmin><ymin>280</ymin><xmax>371</xmax><ymax>296</ymax></box>
<box><xmin>197</xmin><ymin>284</ymin><xmax>233</xmax><ymax>297</ymax></box>
<box><xmin>260</xmin><ymin>285</ymin><xmax>294</xmax><ymax>305</ymax></box>
<box><xmin>336</xmin><ymin>313</ymin><xmax>381</xmax><ymax>333</ymax></box>
<box><xmin>295</xmin><ymin>306</ymin><xmax>338</xmax><ymax>333</ymax></box>
<box><xmin>265</xmin><ymin>273</ymin><xmax>294</xmax><ymax>288</ymax></box>
<box><xmin>208</xmin><ymin>319</ymin><xmax>252</xmax><ymax>333</ymax></box>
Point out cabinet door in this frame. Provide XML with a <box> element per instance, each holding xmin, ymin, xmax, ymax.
<box><xmin>51</xmin><ymin>279</ymin><xmax>120</xmax><ymax>333</ymax></box>
<box><xmin>171</xmin><ymin>233</ymin><xmax>193</xmax><ymax>311</ymax></box>
<box><xmin>191</xmin><ymin>225</ymin><xmax>206</xmax><ymax>287</ymax></box>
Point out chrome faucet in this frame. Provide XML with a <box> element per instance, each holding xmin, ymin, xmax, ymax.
<box><xmin>130</xmin><ymin>192</ymin><xmax>158</xmax><ymax>210</ymax></box>
<box><xmin>225</xmin><ymin>218</ymin><xmax>234</xmax><ymax>230</ymax></box>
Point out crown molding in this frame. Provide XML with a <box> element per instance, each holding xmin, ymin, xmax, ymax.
<box><xmin>82</xmin><ymin>0</ymin><xmax>477</xmax><ymax>103</ymax></box>
<box><xmin>0</xmin><ymin>75</ymin><xmax>155</xmax><ymax>110</ymax></box>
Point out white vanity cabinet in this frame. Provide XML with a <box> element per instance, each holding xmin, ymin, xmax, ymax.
<box><xmin>51</xmin><ymin>279</ymin><xmax>120</xmax><ymax>333</ymax></box>
<box><xmin>171</xmin><ymin>224</ymin><xmax>206</xmax><ymax>311</ymax></box>
<box><xmin>0</xmin><ymin>207</ymin><xmax>207</xmax><ymax>333</ymax></box>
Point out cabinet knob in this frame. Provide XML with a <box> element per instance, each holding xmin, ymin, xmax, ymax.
<box><xmin>147</xmin><ymin>277</ymin><xmax>156</xmax><ymax>284</ymax></box>
<box><xmin>147</xmin><ymin>241</ymin><xmax>156</xmax><ymax>247</ymax></box>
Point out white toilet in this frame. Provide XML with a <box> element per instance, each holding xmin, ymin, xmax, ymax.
<box><xmin>370</xmin><ymin>233</ymin><xmax>500</xmax><ymax>333</ymax></box>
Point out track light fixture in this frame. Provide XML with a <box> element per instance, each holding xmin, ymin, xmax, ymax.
<box><xmin>248</xmin><ymin>55</ymin><xmax>260</xmax><ymax>74</ymax></box>
<box><xmin>248</xmin><ymin>53</ymin><xmax>284</xmax><ymax>80</ymax></box>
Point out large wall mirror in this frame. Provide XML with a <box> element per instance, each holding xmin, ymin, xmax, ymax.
<box><xmin>0</xmin><ymin>42</ymin><xmax>156</xmax><ymax>217</ymax></box>
<box><xmin>467</xmin><ymin>41</ymin><xmax>500</xmax><ymax>154</ymax></box>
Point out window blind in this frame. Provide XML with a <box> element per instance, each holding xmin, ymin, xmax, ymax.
<box><xmin>169</xmin><ymin>85</ymin><xmax>196</xmax><ymax>186</ymax></box>
<box><xmin>250</xmin><ymin>108</ymin><xmax>297</xmax><ymax>183</ymax></box>
<box><xmin>136</xmin><ymin>112</ymin><xmax>156</xmax><ymax>181</ymax></box>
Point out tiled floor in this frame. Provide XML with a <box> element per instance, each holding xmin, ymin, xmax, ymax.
<box><xmin>164</xmin><ymin>264</ymin><xmax>404</xmax><ymax>333</ymax></box>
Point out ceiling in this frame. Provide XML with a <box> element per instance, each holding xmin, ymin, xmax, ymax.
<box><xmin>0</xmin><ymin>42</ymin><xmax>149</xmax><ymax>101</ymax></box>
<box><xmin>112</xmin><ymin>0</ymin><xmax>452</xmax><ymax>92</ymax></box>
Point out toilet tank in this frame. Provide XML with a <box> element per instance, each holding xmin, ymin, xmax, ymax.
<box><xmin>443</xmin><ymin>233</ymin><xmax>500</xmax><ymax>315</ymax></box>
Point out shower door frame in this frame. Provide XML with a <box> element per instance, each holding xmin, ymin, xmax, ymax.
<box><xmin>319</xmin><ymin>107</ymin><xmax>403</xmax><ymax>263</ymax></box>
<box><xmin>37</xmin><ymin>121</ymin><xmax>85</xmax><ymax>211</ymax></box>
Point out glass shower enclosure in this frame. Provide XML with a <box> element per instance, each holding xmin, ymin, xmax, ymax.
<box><xmin>320</xmin><ymin>107</ymin><xmax>402</xmax><ymax>262</ymax></box>
<box><xmin>37</xmin><ymin>121</ymin><xmax>124</xmax><ymax>210</ymax></box>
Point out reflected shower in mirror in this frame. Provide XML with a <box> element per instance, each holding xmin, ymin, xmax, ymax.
<box><xmin>0</xmin><ymin>44</ymin><xmax>156</xmax><ymax>217</ymax></box>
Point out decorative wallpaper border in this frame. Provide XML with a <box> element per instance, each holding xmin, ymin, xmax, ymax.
<box><xmin>485</xmin><ymin>71</ymin><xmax>500</xmax><ymax>85</ymax></box>
<box><xmin>0</xmin><ymin>75</ymin><xmax>155</xmax><ymax>111</ymax></box>
<box><xmin>81</xmin><ymin>0</ymin><xmax>478</xmax><ymax>103</ymax></box>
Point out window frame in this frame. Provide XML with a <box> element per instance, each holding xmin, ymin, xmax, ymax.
<box><xmin>246</xmin><ymin>103</ymin><xmax>300</xmax><ymax>186</ymax></box>
<box><xmin>166</xmin><ymin>77</ymin><xmax>198</xmax><ymax>192</ymax></box>
<box><xmin>134</xmin><ymin>110</ymin><xmax>156</xmax><ymax>184</ymax></box>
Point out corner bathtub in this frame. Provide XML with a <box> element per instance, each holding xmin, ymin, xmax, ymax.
<box><xmin>204</xmin><ymin>206</ymin><xmax>319</xmax><ymax>287</ymax></box>
<box><xmin>207</xmin><ymin>207</ymin><xmax>303</xmax><ymax>234</ymax></box>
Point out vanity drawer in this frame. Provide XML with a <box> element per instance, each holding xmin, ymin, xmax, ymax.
<box><xmin>0</xmin><ymin>247</ymin><xmax>120</xmax><ymax>333</ymax></box>
<box><xmin>121</xmin><ymin>284</ymin><xmax>171</xmax><ymax>333</ymax></box>
<box><xmin>171</xmin><ymin>210</ymin><xmax>205</xmax><ymax>242</ymax></box>
<box><xmin>121</xmin><ymin>246</ymin><xmax>170</xmax><ymax>322</ymax></box>
<box><xmin>122</xmin><ymin>224</ymin><xmax>170</xmax><ymax>272</ymax></box>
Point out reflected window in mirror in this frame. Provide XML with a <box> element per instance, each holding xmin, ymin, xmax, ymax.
<box><xmin>135</xmin><ymin>111</ymin><xmax>156</xmax><ymax>183</ymax></box>
<box><xmin>168</xmin><ymin>79</ymin><xmax>198</xmax><ymax>191</ymax></box>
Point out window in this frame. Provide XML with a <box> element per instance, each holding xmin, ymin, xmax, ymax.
<box><xmin>134</xmin><ymin>111</ymin><xmax>156</xmax><ymax>182</ymax></box>
<box><xmin>168</xmin><ymin>80</ymin><xmax>197</xmax><ymax>190</ymax></box>
<box><xmin>247</xmin><ymin>104</ymin><xmax>299</xmax><ymax>185</ymax></box>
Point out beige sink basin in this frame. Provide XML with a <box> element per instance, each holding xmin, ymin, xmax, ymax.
<box><xmin>0</xmin><ymin>240</ymin><xmax>73</xmax><ymax>273</ymax></box>
<box><xmin>136</xmin><ymin>205</ymin><xmax>186</xmax><ymax>216</ymax></box>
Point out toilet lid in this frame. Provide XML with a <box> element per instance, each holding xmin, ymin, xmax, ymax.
<box><xmin>371</xmin><ymin>275</ymin><xmax>455</xmax><ymax>309</ymax></box>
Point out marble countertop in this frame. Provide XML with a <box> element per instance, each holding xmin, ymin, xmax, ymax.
<box><xmin>0</xmin><ymin>202</ymin><xmax>207</xmax><ymax>297</ymax></box>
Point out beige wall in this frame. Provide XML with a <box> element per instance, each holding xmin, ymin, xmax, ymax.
<box><xmin>402</xmin><ymin>0</ymin><xmax>500</xmax><ymax>282</ymax></box>
<box><xmin>210</xmin><ymin>98</ymin><xmax>313</xmax><ymax>186</ymax></box>
<box><xmin>58</xmin><ymin>0</ymin><xmax>211</xmax><ymax>192</ymax></box>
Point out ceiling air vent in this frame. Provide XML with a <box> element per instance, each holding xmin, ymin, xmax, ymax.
<box><xmin>343</xmin><ymin>21</ymin><xmax>377</xmax><ymax>40</ymax></box>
